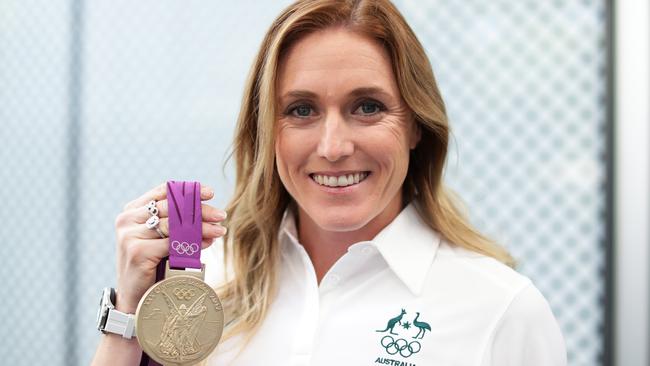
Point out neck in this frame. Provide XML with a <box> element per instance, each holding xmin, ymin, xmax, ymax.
<box><xmin>296</xmin><ymin>194</ymin><xmax>404</xmax><ymax>284</ymax></box>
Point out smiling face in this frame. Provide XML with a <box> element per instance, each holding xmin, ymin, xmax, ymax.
<box><xmin>275</xmin><ymin>27</ymin><xmax>420</xmax><ymax>236</ymax></box>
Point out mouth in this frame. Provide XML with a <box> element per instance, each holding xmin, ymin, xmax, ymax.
<box><xmin>309</xmin><ymin>171</ymin><xmax>371</xmax><ymax>188</ymax></box>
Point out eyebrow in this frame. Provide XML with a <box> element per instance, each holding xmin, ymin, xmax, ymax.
<box><xmin>280</xmin><ymin>86</ymin><xmax>394</xmax><ymax>101</ymax></box>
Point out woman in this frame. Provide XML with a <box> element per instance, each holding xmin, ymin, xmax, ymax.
<box><xmin>92</xmin><ymin>0</ymin><xmax>566</xmax><ymax>365</ymax></box>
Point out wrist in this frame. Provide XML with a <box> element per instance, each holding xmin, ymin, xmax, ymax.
<box><xmin>113</xmin><ymin>289</ymin><xmax>139</xmax><ymax>314</ymax></box>
<box><xmin>114</xmin><ymin>299</ymin><xmax>138</xmax><ymax>314</ymax></box>
<box><xmin>102</xmin><ymin>330</ymin><xmax>140</xmax><ymax>344</ymax></box>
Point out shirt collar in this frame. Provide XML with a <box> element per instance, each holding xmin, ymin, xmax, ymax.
<box><xmin>370</xmin><ymin>202</ymin><xmax>440</xmax><ymax>295</ymax></box>
<box><xmin>279</xmin><ymin>202</ymin><xmax>441</xmax><ymax>296</ymax></box>
<box><xmin>279</xmin><ymin>205</ymin><xmax>300</xmax><ymax>245</ymax></box>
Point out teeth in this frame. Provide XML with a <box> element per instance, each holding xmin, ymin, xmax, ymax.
<box><xmin>312</xmin><ymin>172</ymin><xmax>369</xmax><ymax>188</ymax></box>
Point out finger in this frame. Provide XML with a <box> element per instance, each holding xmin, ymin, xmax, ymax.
<box><xmin>123</xmin><ymin>182</ymin><xmax>214</xmax><ymax>211</ymax></box>
<box><xmin>136</xmin><ymin>237</ymin><xmax>170</xmax><ymax>262</ymax></box>
<box><xmin>204</xmin><ymin>222</ymin><xmax>228</xmax><ymax>237</ymax></box>
<box><xmin>131</xmin><ymin>236</ymin><xmax>217</xmax><ymax>263</ymax></box>
<box><xmin>122</xmin><ymin>230</ymin><xmax>218</xmax><ymax>265</ymax></box>
<box><xmin>151</xmin><ymin>200</ymin><xmax>227</xmax><ymax>222</ymax></box>
<box><xmin>200</xmin><ymin>237</ymin><xmax>217</xmax><ymax>250</ymax></box>
<box><xmin>130</xmin><ymin>201</ymin><xmax>227</xmax><ymax>224</ymax></box>
<box><xmin>138</xmin><ymin>217</ymin><xmax>227</xmax><ymax>239</ymax></box>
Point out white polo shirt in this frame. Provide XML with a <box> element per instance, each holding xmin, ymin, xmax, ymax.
<box><xmin>202</xmin><ymin>203</ymin><xmax>567</xmax><ymax>365</ymax></box>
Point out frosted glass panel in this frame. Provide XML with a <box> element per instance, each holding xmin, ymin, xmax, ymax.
<box><xmin>0</xmin><ymin>1</ymin><xmax>606</xmax><ymax>365</ymax></box>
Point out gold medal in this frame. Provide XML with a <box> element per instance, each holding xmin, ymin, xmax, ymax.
<box><xmin>135</xmin><ymin>261</ymin><xmax>224</xmax><ymax>365</ymax></box>
<box><xmin>136</xmin><ymin>181</ymin><xmax>224</xmax><ymax>365</ymax></box>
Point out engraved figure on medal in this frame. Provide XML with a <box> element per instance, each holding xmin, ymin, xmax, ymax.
<box><xmin>136</xmin><ymin>276</ymin><xmax>224</xmax><ymax>365</ymax></box>
<box><xmin>157</xmin><ymin>288</ymin><xmax>207</xmax><ymax>360</ymax></box>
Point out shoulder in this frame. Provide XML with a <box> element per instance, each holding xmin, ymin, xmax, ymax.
<box><xmin>431</xmin><ymin>239</ymin><xmax>560</xmax><ymax>321</ymax></box>
<box><xmin>430</xmin><ymin>239</ymin><xmax>566</xmax><ymax>365</ymax></box>
<box><xmin>432</xmin><ymin>239</ymin><xmax>531</xmax><ymax>295</ymax></box>
<box><xmin>480</xmin><ymin>280</ymin><xmax>567</xmax><ymax>365</ymax></box>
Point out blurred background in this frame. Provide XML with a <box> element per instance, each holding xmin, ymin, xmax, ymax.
<box><xmin>0</xmin><ymin>1</ymin><xmax>647</xmax><ymax>365</ymax></box>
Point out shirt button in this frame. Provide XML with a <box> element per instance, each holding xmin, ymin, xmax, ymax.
<box><xmin>328</xmin><ymin>274</ymin><xmax>341</xmax><ymax>286</ymax></box>
<box><xmin>361</xmin><ymin>246</ymin><xmax>373</xmax><ymax>255</ymax></box>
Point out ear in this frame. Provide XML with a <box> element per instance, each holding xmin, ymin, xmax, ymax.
<box><xmin>409</xmin><ymin>118</ymin><xmax>422</xmax><ymax>150</ymax></box>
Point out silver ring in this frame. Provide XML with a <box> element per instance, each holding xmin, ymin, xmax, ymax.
<box><xmin>145</xmin><ymin>215</ymin><xmax>160</xmax><ymax>229</ymax></box>
<box><xmin>145</xmin><ymin>200</ymin><xmax>166</xmax><ymax>238</ymax></box>
<box><xmin>147</xmin><ymin>205</ymin><xmax>159</xmax><ymax>216</ymax></box>
<box><xmin>154</xmin><ymin>226</ymin><xmax>166</xmax><ymax>239</ymax></box>
<box><xmin>147</xmin><ymin>200</ymin><xmax>158</xmax><ymax>214</ymax></box>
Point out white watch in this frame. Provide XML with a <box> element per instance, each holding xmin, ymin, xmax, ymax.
<box><xmin>96</xmin><ymin>287</ymin><xmax>136</xmax><ymax>339</ymax></box>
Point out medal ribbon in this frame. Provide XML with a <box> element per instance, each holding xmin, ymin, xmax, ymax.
<box><xmin>166</xmin><ymin>180</ymin><xmax>203</xmax><ymax>269</ymax></box>
<box><xmin>140</xmin><ymin>180</ymin><xmax>202</xmax><ymax>366</ymax></box>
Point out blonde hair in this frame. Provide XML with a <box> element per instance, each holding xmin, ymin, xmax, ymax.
<box><xmin>205</xmin><ymin>0</ymin><xmax>515</xmax><ymax>360</ymax></box>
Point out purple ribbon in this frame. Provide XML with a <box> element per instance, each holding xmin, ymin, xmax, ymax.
<box><xmin>140</xmin><ymin>180</ymin><xmax>203</xmax><ymax>365</ymax></box>
<box><xmin>166</xmin><ymin>180</ymin><xmax>203</xmax><ymax>270</ymax></box>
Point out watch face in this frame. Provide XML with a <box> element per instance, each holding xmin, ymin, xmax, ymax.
<box><xmin>96</xmin><ymin>288</ymin><xmax>109</xmax><ymax>330</ymax></box>
<box><xmin>96</xmin><ymin>304</ymin><xmax>102</xmax><ymax>329</ymax></box>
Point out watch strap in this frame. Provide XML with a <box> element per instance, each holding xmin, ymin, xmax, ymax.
<box><xmin>104</xmin><ymin>308</ymin><xmax>136</xmax><ymax>339</ymax></box>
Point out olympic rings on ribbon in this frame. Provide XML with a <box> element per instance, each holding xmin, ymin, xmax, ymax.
<box><xmin>380</xmin><ymin>335</ymin><xmax>421</xmax><ymax>358</ymax></box>
<box><xmin>171</xmin><ymin>240</ymin><xmax>199</xmax><ymax>255</ymax></box>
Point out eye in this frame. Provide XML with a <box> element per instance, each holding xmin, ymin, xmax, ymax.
<box><xmin>354</xmin><ymin>100</ymin><xmax>386</xmax><ymax>116</ymax></box>
<box><xmin>286</xmin><ymin>103</ymin><xmax>314</xmax><ymax>118</ymax></box>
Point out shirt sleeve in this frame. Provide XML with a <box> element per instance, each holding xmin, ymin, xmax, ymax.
<box><xmin>481</xmin><ymin>282</ymin><xmax>568</xmax><ymax>366</ymax></box>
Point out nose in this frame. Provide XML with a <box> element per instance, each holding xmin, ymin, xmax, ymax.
<box><xmin>317</xmin><ymin>113</ymin><xmax>354</xmax><ymax>162</ymax></box>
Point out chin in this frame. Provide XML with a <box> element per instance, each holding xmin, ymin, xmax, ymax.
<box><xmin>310</xmin><ymin>209</ymin><xmax>371</xmax><ymax>232</ymax></box>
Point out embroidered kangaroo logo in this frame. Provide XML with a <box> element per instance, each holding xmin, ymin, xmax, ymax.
<box><xmin>376</xmin><ymin>309</ymin><xmax>406</xmax><ymax>335</ymax></box>
<box><xmin>412</xmin><ymin>312</ymin><xmax>431</xmax><ymax>339</ymax></box>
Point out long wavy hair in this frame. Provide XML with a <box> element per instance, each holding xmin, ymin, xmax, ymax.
<box><xmin>208</xmin><ymin>0</ymin><xmax>515</xmax><ymax>356</ymax></box>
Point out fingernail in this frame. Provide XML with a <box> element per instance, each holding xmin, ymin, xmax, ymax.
<box><xmin>202</xmin><ymin>186</ymin><xmax>214</xmax><ymax>194</ymax></box>
<box><xmin>217</xmin><ymin>225</ymin><xmax>227</xmax><ymax>235</ymax></box>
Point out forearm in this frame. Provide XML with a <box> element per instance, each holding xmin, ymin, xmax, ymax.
<box><xmin>90</xmin><ymin>333</ymin><xmax>142</xmax><ymax>366</ymax></box>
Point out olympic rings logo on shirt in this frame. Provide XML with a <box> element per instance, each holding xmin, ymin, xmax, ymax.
<box><xmin>380</xmin><ymin>335</ymin><xmax>421</xmax><ymax>358</ymax></box>
<box><xmin>171</xmin><ymin>240</ymin><xmax>199</xmax><ymax>255</ymax></box>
